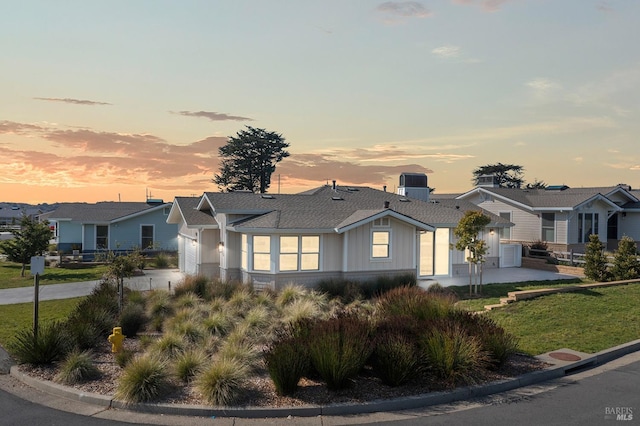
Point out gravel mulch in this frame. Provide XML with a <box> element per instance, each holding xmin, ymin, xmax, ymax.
<box><xmin>18</xmin><ymin>338</ymin><xmax>548</xmax><ymax>408</ymax></box>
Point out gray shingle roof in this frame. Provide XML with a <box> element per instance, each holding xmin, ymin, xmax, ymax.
<box><xmin>173</xmin><ymin>197</ymin><xmax>218</xmax><ymax>227</ymax></box>
<box><xmin>460</xmin><ymin>186</ymin><xmax>626</xmax><ymax>210</ymax></box>
<box><xmin>200</xmin><ymin>186</ymin><xmax>510</xmax><ymax>231</ymax></box>
<box><xmin>47</xmin><ymin>202</ymin><xmax>169</xmax><ymax>222</ymax></box>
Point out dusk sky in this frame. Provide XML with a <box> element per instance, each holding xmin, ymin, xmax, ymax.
<box><xmin>2</xmin><ymin>1</ymin><xmax>639</xmax><ymax>203</ymax></box>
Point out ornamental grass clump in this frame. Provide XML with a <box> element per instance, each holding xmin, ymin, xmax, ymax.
<box><xmin>55</xmin><ymin>350</ymin><xmax>101</xmax><ymax>385</ymax></box>
<box><xmin>150</xmin><ymin>333</ymin><xmax>186</xmax><ymax>360</ymax></box>
<box><xmin>451</xmin><ymin>310</ymin><xmax>519</xmax><ymax>368</ymax></box>
<box><xmin>115</xmin><ymin>355</ymin><xmax>171</xmax><ymax>403</ymax></box>
<box><xmin>264</xmin><ymin>332</ymin><xmax>310</xmax><ymax>396</ymax></box>
<box><xmin>174</xmin><ymin>348</ymin><xmax>208</xmax><ymax>383</ymax></box>
<box><xmin>9</xmin><ymin>320</ymin><xmax>69</xmax><ymax>365</ymax></box>
<box><xmin>420</xmin><ymin>320</ymin><xmax>488</xmax><ymax>384</ymax></box>
<box><xmin>275</xmin><ymin>284</ymin><xmax>307</xmax><ymax>307</ymax></box>
<box><xmin>375</xmin><ymin>285</ymin><xmax>457</xmax><ymax>322</ymax></box>
<box><xmin>202</xmin><ymin>311</ymin><xmax>233</xmax><ymax>337</ymax></box>
<box><xmin>195</xmin><ymin>357</ymin><xmax>250</xmax><ymax>406</ymax></box>
<box><xmin>307</xmin><ymin>313</ymin><xmax>373</xmax><ymax>390</ymax></box>
<box><xmin>371</xmin><ymin>316</ymin><xmax>422</xmax><ymax>387</ymax></box>
<box><xmin>118</xmin><ymin>303</ymin><xmax>147</xmax><ymax>337</ymax></box>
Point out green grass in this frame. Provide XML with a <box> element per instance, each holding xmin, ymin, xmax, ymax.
<box><xmin>450</xmin><ymin>278</ymin><xmax>585</xmax><ymax>311</ymax></box>
<box><xmin>487</xmin><ymin>283</ymin><xmax>640</xmax><ymax>355</ymax></box>
<box><xmin>0</xmin><ymin>261</ymin><xmax>109</xmax><ymax>290</ymax></box>
<box><xmin>0</xmin><ymin>298</ymin><xmax>82</xmax><ymax>347</ymax></box>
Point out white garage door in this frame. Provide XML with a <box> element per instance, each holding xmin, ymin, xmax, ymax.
<box><xmin>184</xmin><ymin>237</ymin><xmax>198</xmax><ymax>275</ymax></box>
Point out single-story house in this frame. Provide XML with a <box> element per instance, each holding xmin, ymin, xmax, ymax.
<box><xmin>453</xmin><ymin>182</ymin><xmax>640</xmax><ymax>252</ymax></box>
<box><xmin>44</xmin><ymin>200</ymin><xmax>178</xmax><ymax>255</ymax></box>
<box><xmin>167</xmin><ymin>177</ymin><xmax>513</xmax><ymax>290</ymax></box>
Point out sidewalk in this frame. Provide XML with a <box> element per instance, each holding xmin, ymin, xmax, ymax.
<box><xmin>0</xmin><ymin>269</ymin><xmax>185</xmax><ymax>305</ymax></box>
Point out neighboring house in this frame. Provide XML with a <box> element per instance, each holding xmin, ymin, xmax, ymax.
<box><xmin>453</xmin><ymin>182</ymin><xmax>640</xmax><ymax>252</ymax></box>
<box><xmin>45</xmin><ymin>201</ymin><xmax>178</xmax><ymax>255</ymax></box>
<box><xmin>167</xmin><ymin>177</ymin><xmax>513</xmax><ymax>290</ymax></box>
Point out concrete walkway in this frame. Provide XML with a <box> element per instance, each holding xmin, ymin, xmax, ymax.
<box><xmin>0</xmin><ymin>269</ymin><xmax>185</xmax><ymax>305</ymax></box>
<box><xmin>419</xmin><ymin>267</ymin><xmax>582</xmax><ymax>288</ymax></box>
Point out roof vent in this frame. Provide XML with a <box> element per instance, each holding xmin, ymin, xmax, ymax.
<box><xmin>146</xmin><ymin>199</ymin><xmax>164</xmax><ymax>205</ymax></box>
<box><xmin>384</xmin><ymin>201</ymin><xmax>390</xmax><ymax>208</ymax></box>
<box><xmin>347</xmin><ymin>187</ymin><xmax>359</xmax><ymax>192</ymax></box>
<box><xmin>399</xmin><ymin>198</ymin><xmax>410</xmax><ymax>202</ymax></box>
<box><xmin>261</xmin><ymin>194</ymin><xmax>274</xmax><ymax>199</ymax></box>
<box><xmin>331</xmin><ymin>196</ymin><xmax>343</xmax><ymax>201</ymax></box>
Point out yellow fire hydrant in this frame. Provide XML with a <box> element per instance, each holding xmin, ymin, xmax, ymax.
<box><xmin>108</xmin><ymin>327</ymin><xmax>125</xmax><ymax>353</ymax></box>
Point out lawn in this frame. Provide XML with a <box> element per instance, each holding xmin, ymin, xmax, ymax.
<box><xmin>449</xmin><ymin>278</ymin><xmax>585</xmax><ymax>312</ymax></box>
<box><xmin>487</xmin><ymin>283</ymin><xmax>640</xmax><ymax>355</ymax></box>
<box><xmin>0</xmin><ymin>261</ymin><xmax>109</xmax><ymax>290</ymax></box>
<box><xmin>0</xmin><ymin>297</ymin><xmax>82</xmax><ymax>347</ymax></box>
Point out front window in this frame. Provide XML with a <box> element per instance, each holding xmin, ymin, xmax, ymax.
<box><xmin>141</xmin><ymin>225</ymin><xmax>154</xmax><ymax>249</ymax></box>
<box><xmin>578</xmin><ymin>213</ymin><xmax>599</xmax><ymax>243</ymax></box>
<box><xmin>253</xmin><ymin>236</ymin><xmax>271</xmax><ymax>271</ymax></box>
<box><xmin>96</xmin><ymin>225</ymin><xmax>108</xmax><ymax>249</ymax></box>
<box><xmin>279</xmin><ymin>235</ymin><xmax>320</xmax><ymax>271</ymax></box>
<box><xmin>372</xmin><ymin>231</ymin><xmax>390</xmax><ymax>258</ymax></box>
<box><xmin>541</xmin><ymin>213</ymin><xmax>555</xmax><ymax>242</ymax></box>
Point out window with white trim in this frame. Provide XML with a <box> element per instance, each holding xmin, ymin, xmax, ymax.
<box><xmin>141</xmin><ymin>225</ymin><xmax>154</xmax><ymax>249</ymax></box>
<box><xmin>373</xmin><ymin>217</ymin><xmax>390</xmax><ymax>227</ymax></box>
<box><xmin>279</xmin><ymin>236</ymin><xmax>320</xmax><ymax>271</ymax></box>
<box><xmin>578</xmin><ymin>213</ymin><xmax>599</xmax><ymax>243</ymax></box>
<box><xmin>541</xmin><ymin>213</ymin><xmax>555</xmax><ymax>242</ymax></box>
<box><xmin>372</xmin><ymin>231</ymin><xmax>390</xmax><ymax>258</ymax></box>
<box><xmin>253</xmin><ymin>235</ymin><xmax>271</xmax><ymax>271</ymax></box>
<box><xmin>96</xmin><ymin>225</ymin><xmax>108</xmax><ymax>249</ymax></box>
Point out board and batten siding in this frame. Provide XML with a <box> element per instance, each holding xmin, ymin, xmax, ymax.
<box><xmin>476</xmin><ymin>199</ymin><xmax>540</xmax><ymax>242</ymax></box>
<box><xmin>344</xmin><ymin>218</ymin><xmax>415</xmax><ymax>272</ymax></box>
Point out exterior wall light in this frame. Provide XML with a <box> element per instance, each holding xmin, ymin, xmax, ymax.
<box><xmin>490</xmin><ymin>228</ymin><xmax>495</xmax><ymax>235</ymax></box>
<box><xmin>218</xmin><ymin>241</ymin><xmax>224</xmax><ymax>252</ymax></box>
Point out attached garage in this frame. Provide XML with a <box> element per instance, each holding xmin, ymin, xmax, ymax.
<box><xmin>183</xmin><ymin>235</ymin><xmax>198</xmax><ymax>275</ymax></box>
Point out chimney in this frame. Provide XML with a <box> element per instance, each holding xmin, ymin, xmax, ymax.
<box><xmin>384</xmin><ymin>201</ymin><xmax>390</xmax><ymax>209</ymax></box>
<box><xmin>332</xmin><ymin>180</ymin><xmax>336</xmax><ymax>191</ymax></box>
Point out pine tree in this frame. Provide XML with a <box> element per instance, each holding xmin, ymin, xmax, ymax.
<box><xmin>610</xmin><ymin>236</ymin><xmax>640</xmax><ymax>281</ymax></box>
<box><xmin>583</xmin><ymin>234</ymin><xmax>609</xmax><ymax>282</ymax></box>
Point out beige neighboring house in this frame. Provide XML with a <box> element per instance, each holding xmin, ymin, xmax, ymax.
<box><xmin>452</xmin><ymin>182</ymin><xmax>640</xmax><ymax>252</ymax></box>
<box><xmin>167</xmin><ymin>176</ymin><xmax>513</xmax><ymax>290</ymax></box>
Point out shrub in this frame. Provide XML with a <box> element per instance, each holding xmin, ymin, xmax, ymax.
<box><xmin>115</xmin><ymin>355</ymin><xmax>171</xmax><ymax>403</ymax></box>
<box><xmin>118</xmin><ymin>303</ymin><xmax>147</xmax><ymax>337</ymax></box>
<box><xmin>174</xmin><ymin>349</ymin><xmax>208</xmax><ymax>383</ymax></box>
<box><xmin>8</xmin><ymin>321</ymin><xmax>69</xmax><ymax>364</ymax></box>
<box><xmin>264</xmin><ymin>335</ymin><xmax>310</xmax><ymax>396</ymax></box>
<box><xmin>420</xmin><ymin>321</ymin><xmax>487</xmax><ymax>384</ymax></box>
<box><xmin>174</xmin><ymin>275</ymin><xmax>210</xmax><ymax>299</ymax></box>
<box><xmin>307</xmin><ymin>314</ymin><xmax>373</xmax><ymax>390</ymax></box>
<box><xmin>375</xmin><ymin>286</ymin><xmax>456</xmax><ymax>322</ymax></box>
<box><xmin>195</xmin><ymin>357</ymin><xmax>250</xmax><ymax>406</ymax></box>
<box><xmin>153</xmin><ymin>252</ymin><xmax>170</xmax><ymax>269</ymax></box>
<box><xmin>316</xmin><ymin>278</ymin><xmax>363</xmax><ymax>304</ymax></box>
<box><xmin>55</xmin><ymin>350</ymin><xmax>101</xmax><ymax>384</ymax></box>
<box><xmin>66</xmin><ymin>307</ymin><xmax>115</xmax><ymax>350</ymax></box>
<box><xmin>209</xmin><ymin>279</ymin><xmax>246</xmax><ymax>300</ymax></box>
<box><xmin>360</xmin><ymin>273</ymin><xmax>417</xmax><ymax>299</ymax></box>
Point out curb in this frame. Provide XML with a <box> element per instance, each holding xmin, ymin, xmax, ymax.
<box><xmin>8</xmin><ymin>339</ymin><xmax>640</xmax><ymax>419</ymax></box>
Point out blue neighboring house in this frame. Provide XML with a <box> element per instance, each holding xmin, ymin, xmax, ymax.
<box><xmin>44</xmin><ymin>200</ymin><xmax>178</xmax><ymax>256</ymax></box>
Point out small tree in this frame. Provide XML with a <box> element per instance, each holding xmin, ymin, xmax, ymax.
<box><xmin>105</xmin><ymin>250</ymin><xmax>145</xmax><ymax>311</ymax></box>
<box><xmin>453</xmin><ymin>210</ymin><xmax>491</xmax><ymax>295</ymax></box>
<box><xmin>213</xmin><ymin>126</ymin><xmax>289</xmax><ymax>193</ymax></box>
<box><xmin>0</xmin><ymin>215</ymin><xmax>52</xmax><ymax>277</ymax></box>
<box><xmin>610</xmin><ymin>236</ymin><xmax>640</xmax><ymax>281</ymax></box>
<box><xmin>583</xmin><ymin>234</ymin><xmax>609</xmax><ymax>282</ymax></box>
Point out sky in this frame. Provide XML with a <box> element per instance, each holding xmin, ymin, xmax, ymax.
<box><xmin>1</xmin><ymin>0</ymin><xmax>639</xmax><ymax>204</ymax></box>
